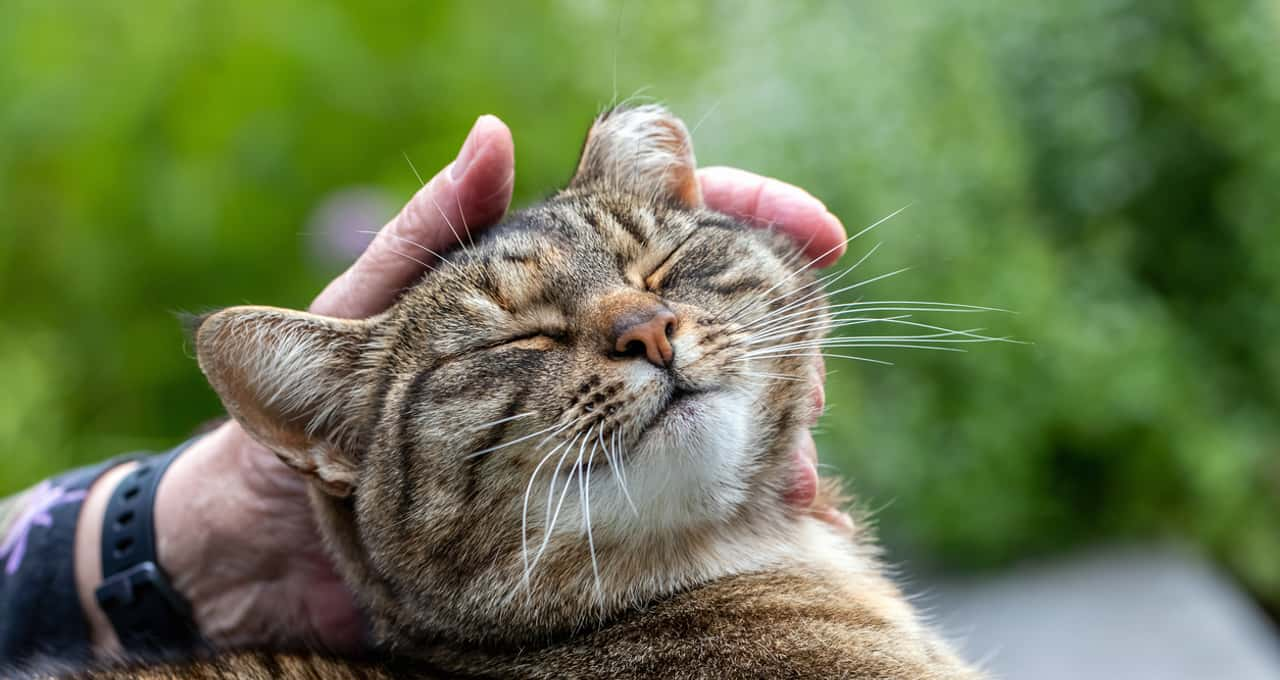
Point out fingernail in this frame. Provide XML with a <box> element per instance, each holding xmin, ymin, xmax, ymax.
<box><xmin>451</xmin><ymin>116</ymin><xmax>486</xmax><ymax>181</ymax></box>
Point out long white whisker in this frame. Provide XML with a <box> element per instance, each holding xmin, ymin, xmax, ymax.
<box><xmin>723</xmin><ymin>242</ymin><xmax>882</xmax><ymax>325</ymax></box>
<box><xmin>741</xmin><ymin>315</ymin><xmax>911</xmax><ymax>345</ymax></box>
<box><xmin>746</xmin><ymin>343</ymin><xmax>969</xmax><ymax>355</ymax></box>
<box><xmin>402</xmin><ymin>151</ymin><xmax>427</xmax><ymax>187</ymax></box>
<box><xmin>743</xmin><ymin>300</ymin><xmax>1002</xmax><ymax>336</ymax></box>
<box><xmin>747</xmin><ymin>318</ymin><xmax>1008</xmax><ymax>347</ymax></box>
<box><xmin>453</xmin><ymin>181</ymin><xmax>476</xmax><ymax>250</ymax></box>
<box><xmin>748</xmin><ymin>328</ymin><xmax>1007</xmax><ymax>350</ymax></box>
<box><xmin>721</xmin><ymin>205</ymin><xmax>909</xmax><ymax>323</ymax></box>
<box><xmin>382</xmin><ymin>247</ymin><xmax>439</xmax><ymax>274</ymax></box>
<box><xmin>466</xmin><ymin>417</ymin><xmax>577</xmax><ymax>459</ymax></box>
<box><xmin>355</xmin><ymin>229</ymin><xmax>453</xmax><ymax>266</ymax></box>
<box><xmin>611</xmin><ymin>429</ymin><xmax>638</xmax><ymax>515</ymax></box>
<box><xmin>582</xmin><ymin>436</ymin><xmax>602</xmax><ymax>596</ymax></box>
<box><xmin>729</xmin><ymin>254</ymin><xmax>887</xmax><ymax>333</ymax></box>
<box><xmin>467</xmin><ymin>411</ymin><xmax>537</xmax><ymax>432</ymax></box>
<box><xmin>521</xmin><ymin>434</ymin><xmax>577</xmax><ymax>587</ymax></box>
<box><xmin>734</xmin><ymin>352</ymin><xmax>895</xmax><ymax>365</ymax></box>
<box><xmin>532</xmin><ymin>425</ymin><xmax>594</xmax><ymax>574</ymax></box>
<box><xmin>741</xmin><ymin>265</ymin><xmax>910</xmax><ymax>332</ymax></box>
<box><xmin>732</xmin><ymin>369</ymin><xmax>809</xmax><ymax>382</ymax></box>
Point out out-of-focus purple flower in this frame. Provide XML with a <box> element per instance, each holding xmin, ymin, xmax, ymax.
<box><xmin>0</xmin><ymin>481</ymin><xmax>86</xmax><ymax>575</ymax></box>
<box><xmin>307</xmin><ymin>187</ymin><xmax>396</xmax><ymax>266</ymax></box>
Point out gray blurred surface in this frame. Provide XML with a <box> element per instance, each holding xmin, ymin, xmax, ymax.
<box><xmin>927</xmin><ymin>545</ymin><xmax>1280</xmax><ymax>680</ymax></box>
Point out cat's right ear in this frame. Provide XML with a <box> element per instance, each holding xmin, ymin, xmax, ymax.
<box><xmin>569</xmin><ymin>104</ymin><xmax>703</xmax><ymax>208</ymax></box>
<box><xmin>193</xmin><ymin>306</ymin><xmax>373</xmax><ymax>497</ymax></box>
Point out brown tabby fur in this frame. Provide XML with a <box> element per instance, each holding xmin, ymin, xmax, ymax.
<box><xmin>51</xmin><ymin>106</ymin><xmax>981</xmax><ymax>678</ymax></box>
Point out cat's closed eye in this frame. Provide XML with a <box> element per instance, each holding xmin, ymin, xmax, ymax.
<box><xmin>486</xmin><ymin>329</ymin><xmax>568</xmax><ymax>351</ymax></box>
<box><xmin>643</xmin><ymin>238</ymin><xmax>697</xmax><ymax>292</ymax></box>
<box><xmin>500</xmin><ymin>334</ymin><xmax>562</xmax><ymax>351</ymax></box>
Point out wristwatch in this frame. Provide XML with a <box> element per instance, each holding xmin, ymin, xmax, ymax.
<box><xmin>93</xmin><ymin>442</ymin><xmax>202</xmax><ymax>653</ymax></box>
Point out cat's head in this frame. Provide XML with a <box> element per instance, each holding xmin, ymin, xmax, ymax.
<box><xmin>194</xmin><ymin>106</ymin><xmax>832</xmax><ymax>647</ymax></box>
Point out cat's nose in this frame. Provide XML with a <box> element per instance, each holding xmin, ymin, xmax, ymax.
<box><xmin>611</xmin><ymin>304</ymin><xmax>677</xmax><ymax>368</ymax></box>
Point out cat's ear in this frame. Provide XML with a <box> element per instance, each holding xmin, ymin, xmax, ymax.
<box><xmin>569</xmin><ymin>104</ymin><xmax>704</xmax><ymax>208</ymax></box>
<box><xmin>192</xmin><ymin>306</ymin><xmax>372</xmax><ymax>497</ymax></box>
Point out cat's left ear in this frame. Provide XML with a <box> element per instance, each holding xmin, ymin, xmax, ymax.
<box><xmin>192</xmin><ymin>306</ymin><xmax>373</xmax><ymax>497</ymax></box>
<box><xmin>569</xmin><ymin>104</ymin><xmax>704</xmax><ymax>208</ymax></box>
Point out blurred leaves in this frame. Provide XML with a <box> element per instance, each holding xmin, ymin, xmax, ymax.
<box><xmin>1</xmin><ymin>0</ymin><xmax>1277</xmax><ymax>606</ymax></box>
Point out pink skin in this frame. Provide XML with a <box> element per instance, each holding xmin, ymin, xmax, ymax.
<box><xmin>74</xmin><ymin>115</ymin><xmax>850</xmax><ymax>654</ymax></box>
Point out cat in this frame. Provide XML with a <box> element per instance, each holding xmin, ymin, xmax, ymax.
<box><xmin>63</xmin><ymin>105</ymin><xmax>983</xmax><ymax>678</ymax></box>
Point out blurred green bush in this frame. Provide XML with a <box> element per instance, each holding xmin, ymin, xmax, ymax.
<box><xmin>2</xmin><ymin>1</ymin><xmax>1277</xmax><ymax>608</ymax></box>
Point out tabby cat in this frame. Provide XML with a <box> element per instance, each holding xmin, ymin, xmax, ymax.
<box><xmin>74</xmin><ymin>106</ymin><xmax>982</xmax><ymax>678</ymax></box>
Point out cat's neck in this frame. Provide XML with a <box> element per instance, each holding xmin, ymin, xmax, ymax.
<box><xmin>315</xmin><ymin>481</ymin><xmax>875</xmax><ymax>648</ymax></box>
<box><xmin>490</xmin><ymin>512</ymin><xmax>874</xmax><ymax>636</ymax></box>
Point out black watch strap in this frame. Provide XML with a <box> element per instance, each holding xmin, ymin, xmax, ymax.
<box><xmin>94</xmin><ymin>441</ymin><xmax>202</xmax><ymax>653</ymax></box>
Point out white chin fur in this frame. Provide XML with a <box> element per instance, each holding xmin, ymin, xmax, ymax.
<box><xmin>596</xmin><ymin>389</ymin><xmax>756</xmax><ymax>533</ymax></box>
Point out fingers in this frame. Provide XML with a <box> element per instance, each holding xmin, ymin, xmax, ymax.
<box><xmin>698</xmin><ymin>166</ymin><xmax>848</xmax><ymax>268</ymax></box>
<box><xmin>311</xmin><ymin>115</ymin><xmax>516</xmax><ymax>319</ymax></box>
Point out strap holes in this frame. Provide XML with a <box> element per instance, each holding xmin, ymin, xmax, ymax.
<box><xmin>113</xmin><ymin>536</ymin><xmax>134</xmax><ymax>558</ymax></box>
<box><xmin>122</xmin><ymin>486</ymin><xmax>140</xmax><ymax>500</ymax></box>
<box><xmin>115</xmin><ymin>510</ymin><xmax>134</xmax><ymax>528</ymax></box>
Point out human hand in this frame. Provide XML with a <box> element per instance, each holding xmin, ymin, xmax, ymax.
<box><xmin>75</xmin><ymin>115</ymin><xmax>850</xmax><ymax>655</ymax></box>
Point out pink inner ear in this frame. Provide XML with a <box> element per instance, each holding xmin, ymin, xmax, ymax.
<box><xmin>671</xmin><ymin>167</ymin><xmax>704</xmax><ymax>208</ymax></box>
<box><xmin>652</xmin><ymin>119</ymin><xmax>704</xmax><ymax>209</ymax></box>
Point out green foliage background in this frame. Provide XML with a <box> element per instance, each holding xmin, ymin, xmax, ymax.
<box><xmin>2</xmin><ymin>1</ymin><xmax>1277</xmax><ymax>608</ymax></box>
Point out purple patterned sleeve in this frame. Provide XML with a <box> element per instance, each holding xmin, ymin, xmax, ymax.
<box><xmin>0</xmin><ymin>455</ymin><xmax>143</xmax><ymax>669</ymax></box>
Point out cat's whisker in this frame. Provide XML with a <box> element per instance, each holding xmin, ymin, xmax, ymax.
<box><xmin>521</xmin><ymin>434</ymin><xmax>580</xmax><ymax>589</ymax></box>
<box><xmin>720</xmin><ymin>243</ymin><xmax>877</xmax><ymax>325</ymax></box>
<box><xmin>747</xmin><ymin>328</ymin><xmax>1009</xmax><ymax>353</ymax></box>
<box><xmin>739</xmin><ymin>263</ymin><xmax>908</xmax><ymax>334</ymax></box>
<box><xmin>581</xmin><ymin>436</ymin><xmax>603</xmax><ymax>597</ymax></box>
<box><xmin>840</xmin><ymin>300</ymin><xmax>1013</xmax><ymax>313</ymax></box>
<box><xmin>741</xmin><ymin>315</ymin><xmax>910</xmax><ymax>345</ymax></box>
<box><xmin>732</xmin><ymin>369</ymin><xmax>808</xmax><ymax>383</ymax></box>
<box><xmin>747</xmin><ymin>342</ymin><xmax>972</xmax><ymax>357</ymax></box>
<box><xmin>453</xmin><ymin>182</ymin><xmax>476</xmax><ymax>250</ymax></box>
<box><xmin>599</xmin><ymin>429</ymin><xmax>635</xmax><ymax>516</ymax></box>
<box><xmin>427</xmin><ymin>192</ymin><xmax>468</xmax><ymax>258</ymax></box>
<box><xmin>746</xmin><ymin>317</ymin><xmax>1009</xmax><ymax>347</ymax></box>
<box><xmin>723</xmin><ymin>256</ymin><xmax>874</xmax><ymax>333</ymax></box>
<box><xmin>355</xmin><ymin>229</ymin><xmax>454</xmax><ymax>267</ymax></box>
<box><xmin>535</xmin><ymin>411</ymin><xmax>599</xmax><ymax>449</ymax></box>
<box><xmin>402</xmin><ymin>151</ymin><xmax>427</xmax><ymax>187</ymax></box>
<box><xmin>402</xmin><ymin>151</ymin><xmax>467</xmax><ymax>254</ymax></box>
<box><xmin>705</xmin><ymin>234</ymin><xmax>846</xmax><ymax>321</ymax></box>
<box><xmin>732</xmin><ymin>351</ymin><xmax>896</xmax><ymax>366</ymax></box>
<box><xmin>610</xmin><ymin>429</ymin><xmax>638</xmax><ymax>516</ymax></box>
<box><xmin>532</xmin><ymin>425</ymin><xmax>595</xmax><ymax>576</ymax></box>
<box><xmin>467</xmin><ymin>411</ymin><xmax>537</xmax><ymax>433</ymax></box>
<box><xmin>467</xmin><ymin>417</ymin><xmax>579</xmax><ymax>459</ymax></box>
<box><xmin>380</xmin><ymin>246</ymin><xmax>440</xmax><ymax>275</ymax></box>
<box><xmin>721</xmin><ymin>203</ymin><xmax>909</xmax><ymax>324</ymax></box>
<box><xmin>745</xmin><ymin>300</ymin><xmax>1003</xmax><ymax>336</ymax></box>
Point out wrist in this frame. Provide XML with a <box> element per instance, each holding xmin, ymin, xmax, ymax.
<box><xmin>74</xmin><ymin>461</ymin><xmax>139</xmax><ymax>656</ymax></box>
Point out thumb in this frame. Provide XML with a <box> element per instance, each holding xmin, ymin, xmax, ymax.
<box><xmin>312</xmin><ymin>115</ymin><xmax>516</xmax><ymax>319</ymax></box>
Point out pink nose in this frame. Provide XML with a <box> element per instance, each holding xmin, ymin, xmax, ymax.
<box><xmin>612</xmin><ymin>306</ymin><xmax>677</xmax><ymax>368</ymax></box>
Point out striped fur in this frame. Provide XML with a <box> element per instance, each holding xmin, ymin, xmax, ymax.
<box><xmin>57</xmin><ymin>106</ymin><xmax>982</xmax><ymax>678</ymax></box>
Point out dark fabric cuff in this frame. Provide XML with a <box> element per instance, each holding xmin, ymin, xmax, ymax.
<box><xmin>0</xmin><ymin>453</ymin><xmax>146</xmax><ymax>669</ymax></box>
